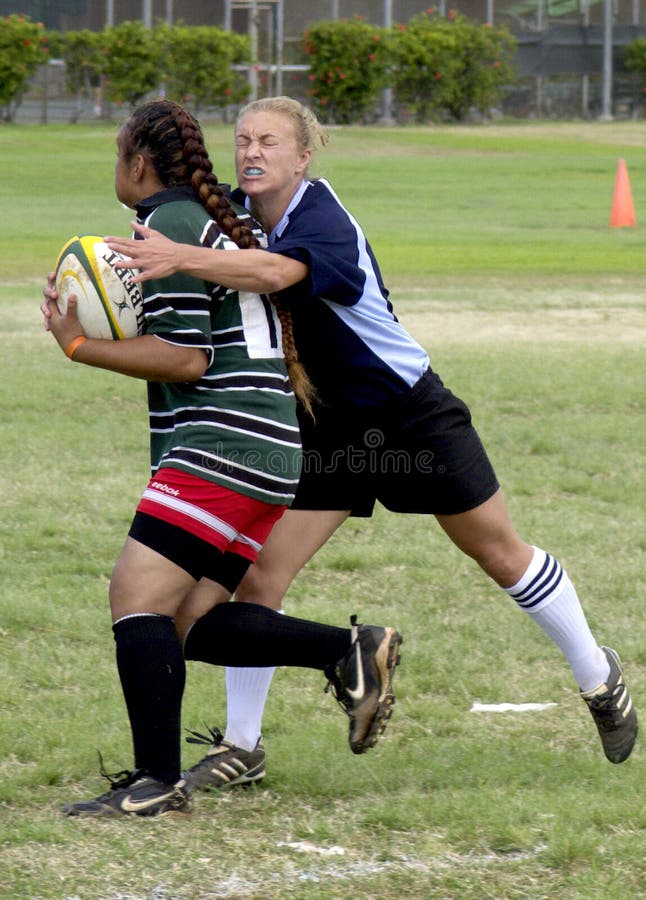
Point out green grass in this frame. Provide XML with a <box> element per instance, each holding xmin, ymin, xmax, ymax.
<box><xmin>0</xmin><ymin>121</ymin><xmax>644</xmax><ymax>899</ymax></box>
<box><xmin>5</xmin><ymin>119</ymin><xmax>646</xmax><ymax>283</ymax></box>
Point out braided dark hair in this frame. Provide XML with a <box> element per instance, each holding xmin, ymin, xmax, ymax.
<box><xmin>121</xmin><ymin>99</ymin><xmax>317</xmax><ymax>416</ymax></box>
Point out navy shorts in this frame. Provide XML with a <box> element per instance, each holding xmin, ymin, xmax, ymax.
<box><xmin>292</xmin><ymin>368</ymin><xmax>499</xmax><ymax>517</ymax></box>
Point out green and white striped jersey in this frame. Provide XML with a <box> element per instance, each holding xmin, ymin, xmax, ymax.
<box><xmin>135</xmin><ymin>187</ymin><xmax>301</xmax><ymax>506</ymax></box>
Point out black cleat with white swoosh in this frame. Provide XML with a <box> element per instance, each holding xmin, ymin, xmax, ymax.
<box><xmin>325</xmin><ymin>615</ymin><xmax>402</xmax><ymax>754</ymax></box>
<box><xmin>62</xmin><ymin>766</ymin><xmax>192</xmax><ymax>818</ymax></box>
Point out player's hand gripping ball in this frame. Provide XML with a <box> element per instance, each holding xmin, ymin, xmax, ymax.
<box><xmin>54</xmin><ymin>235</ymin><xmax>144</xmax><ymax>339</ymax></box>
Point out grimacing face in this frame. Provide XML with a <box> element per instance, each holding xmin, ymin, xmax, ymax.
<box><xmin>234</xmin><ymin>111</ymin><xmax>310</xmax><ymax>203</ymax></box>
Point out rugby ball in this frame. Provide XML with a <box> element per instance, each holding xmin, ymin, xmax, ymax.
<box><xmin>54</xmin><ymin>234</ymin><xmax>144</xmax><ymax>340</ymax></box>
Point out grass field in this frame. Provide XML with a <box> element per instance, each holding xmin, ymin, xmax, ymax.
<box><xmin>0</xmin><ymin>119</ymin><xmax>644</xmax><ymax>899</ymax></box>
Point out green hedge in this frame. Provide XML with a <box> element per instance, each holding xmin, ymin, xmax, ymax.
<box><xmin>0</xmin><ymin>14</ymin><xmax>48</xmax><ymax>119</ymax></box>
<box><xmin>623</xmin><ymin>37</ymin><xmax>646</xmax><ymax>93</ymax></box>
<box><xmin>2</xmin><ymin>12</ymin><xmax>516</xmax><ymax>124</ymax></box>
<box><xmin>303</xmin><ymin>17</ymin><xmax>389</xmax><ymax>124</ymax></box>
<box><xmin>1</xmin><ymin>16</ymin><xmax>250</xmax><ymax>120</ymax></box>
<box><xmin>303</xmin><ymin>12</ymin><xmax>517</xmax><ymax>123</ymax></box>
<box><xmin>387</xmin><ymin>11</ymin><xmax>516</xmax><ymax>122</ymax></box>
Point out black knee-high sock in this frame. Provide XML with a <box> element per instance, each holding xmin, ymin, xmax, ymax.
<box><xmin>184</xmin><ymin>603</ymin><xmax>350</xmax><ymax>669</ymax></box>
<box><xmin>113</xmin><ymin>614</ymin><xmax>185</xmax><ymax>785</ymax></box>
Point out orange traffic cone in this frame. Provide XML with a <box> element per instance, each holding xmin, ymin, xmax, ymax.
<box><xmin>609</xmin><ymin>159</ymin><xmax>636</xmax><ymax>227</ymax></box>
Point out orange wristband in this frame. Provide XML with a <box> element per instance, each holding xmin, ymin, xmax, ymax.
<box><xmin>65</xmin><ymin>335</ymin><xmax>88</xmax><ymax>360</ymax></box>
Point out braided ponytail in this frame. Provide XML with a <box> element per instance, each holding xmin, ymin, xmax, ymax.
<box><xmin>269</xmin><ymin>295</ymin><xmax>317</xmax><ymax>418</ymax></box>
<box><xmin>121</xmin><ymin>99</ymin><xmax>317</xmax><ymax>416</ymax></box>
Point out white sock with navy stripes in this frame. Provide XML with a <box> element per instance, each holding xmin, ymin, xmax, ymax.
<box><xmin>505</xmin><ymin>546</ymin><xmax>610</xmax><ymax>691</ymax></box>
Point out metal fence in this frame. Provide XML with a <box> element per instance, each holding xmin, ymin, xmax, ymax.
<box><xmin>4</xmin><ymin>1</ymin><xmax>646</xmax><ymax>34</ymax></box>
<box><xmin>7</xmin><ymin>0</ymin><xmax>646</xmax><ymax>121</ymax></box>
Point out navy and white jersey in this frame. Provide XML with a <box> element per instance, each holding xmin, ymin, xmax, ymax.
<box><xmin>232</xmin><ymin>179</ymin><xmax>429</xmax><ymax>414</ymax></box>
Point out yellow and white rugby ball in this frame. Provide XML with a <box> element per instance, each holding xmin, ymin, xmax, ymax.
<box><xmin>54</xmin><ymin>234</ymin><xmax>144</xmax><ymax>340</ymax></box>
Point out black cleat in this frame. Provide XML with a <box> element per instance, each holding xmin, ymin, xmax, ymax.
<box><xmin>184</xmin><ymin>725</ymin><xmax>265</xmax><ymax>791</ymax></box>
<box><xmin>581</xmin><ymin>647</ymin><xmax>638</xmax><ymax>764</ymax></box>
<box><xmin>62</xmin><ymin>764</ymin><xmax>192</xmax><ymax>818</ymax></box>
<box><xmin>325</xmin><ymin>615</ymin><xmax>402</xmax><ymax>754</ymax></box>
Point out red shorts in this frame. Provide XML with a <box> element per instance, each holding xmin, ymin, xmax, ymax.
<box><xmin>136</xmin><ymin>467</ymin><xmax>286</xmax><ymax>563</ymax></box>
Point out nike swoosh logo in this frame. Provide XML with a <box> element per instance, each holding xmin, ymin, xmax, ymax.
<box><xmin>345</xmin><ymin>643</ymin><xmax>365</xmax><ymax>700</ymax></box>
<box><xmin>120</xmin><ymin>788</ymin><xmax>176</xmax><ymax>812</ymax></box>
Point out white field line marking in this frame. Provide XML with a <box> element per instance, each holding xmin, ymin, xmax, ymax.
<box><xmin>65</xmin><ymin>846</ymin><xmax>549</xmax><ymax>898</ymax></box>
<box><xmin>292</xmin><ymin>845</ymin><xmax>548</xmax><ymax>883</ymax></box>
<box><xmin>277</xmin><ymin>840</ymin><xmax>345</xmax><ymax>856</ymax></box>
<box><xmin>470</xmin><ymin>701</ymin><xmax>558</xmax><ymax>713</ymax></box>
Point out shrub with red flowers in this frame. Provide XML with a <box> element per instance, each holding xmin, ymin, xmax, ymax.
<box><xmin>302</xmin><ymin>17</ymin><xmax>388</xmax><ymax>124</ymax></box>
<box><xmin>385</xmin><ymin>13</ymin><xmax>461</xmax><ymax>122</ymax></box>
<box><xmin>446</xmin><ymin>14</ymin><xmax>516</xmax><ymax>120</ymax></box>
<box><xmin>387</xmin><ymin>11</ymin><xmax>516</xmax><ymax>122</ymax></box>
<box><xmin>0</xmin><ymin>14</ymin><xmax>48</xmax><ymax>120</ymax></box>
